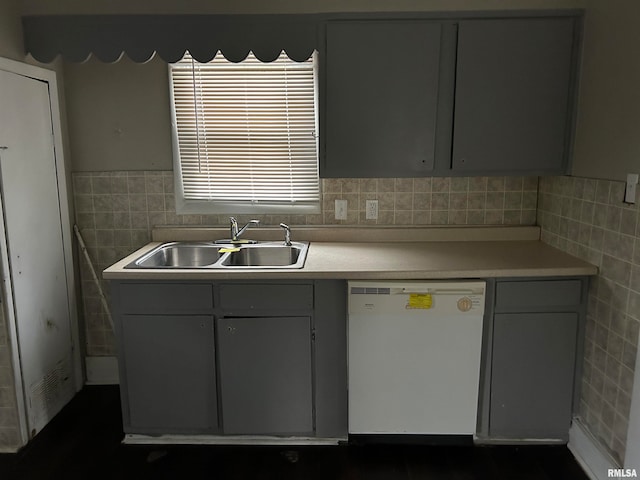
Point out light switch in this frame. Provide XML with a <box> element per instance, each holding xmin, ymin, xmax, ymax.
<box><xmin>335</xmin><ymin>199</ymin><xmax>348</xmax><ymax>220</ymax></box>
<box><xmin>625</xmin><ymin>173</ymin><xmax>638</xmax><ymax>204</ymax></box>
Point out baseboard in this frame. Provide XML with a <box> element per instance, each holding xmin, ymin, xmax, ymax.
<box><xmin>124</xmin><ymin>434</ymin><xmax>344</xmax><ymax>445</ymax></box>
<box><xmin>0</xmin><ymin>445</ymin><xmax>19</xmax><ymax>453</ymax></box>
<box><xmin>85</xmin><ymin>356</ymin><xmax>119</xmax><ymax>385</ymax></box>
<box><xmin>568</xmin><ymin>418</ymin><xmax>619</xmax><ymax>480</ymax></box>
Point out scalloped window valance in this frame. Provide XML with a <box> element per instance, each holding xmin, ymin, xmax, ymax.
<box><xmin>22</xmin><ymin>14</ymin><xmax>321</xmax><ymax>63</ymax></box>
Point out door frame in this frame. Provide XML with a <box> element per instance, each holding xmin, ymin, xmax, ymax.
<box><xmin>0</xmin><ymin>56</ymin><xmax>81</xmax><ymax>446</ymax></box>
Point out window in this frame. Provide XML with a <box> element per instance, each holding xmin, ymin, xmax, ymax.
<box><xmin>169</xmin><ymin>51</ymin><xmax>320</xmax><ymax>214</ymax></box>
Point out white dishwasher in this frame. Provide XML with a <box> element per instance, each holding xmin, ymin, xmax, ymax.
<box><xmin>348</xmin><ymin>280</ymin><xmax>486</xmax><ymax>436</ymax></box>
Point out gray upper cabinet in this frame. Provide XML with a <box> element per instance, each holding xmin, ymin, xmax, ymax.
<box><xmin>322</xmin><ymin>21</ymin><xmax>451</xmax><ymax>177</ymax></box>
<box><xmin>321</xmin><ymin>14</ymin><xmax>581</xmax><ymax>178</ymax></box>
<box><xmin>451</xmin><ymin>18</ymin><xmax>577</xmax><ymax>174</ymax></box>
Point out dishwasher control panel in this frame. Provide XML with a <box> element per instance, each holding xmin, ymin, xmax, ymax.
<box><xmin>348</xmin><ymin>281</ymin><xmax>485</xmax><ymax>316</ymax></box>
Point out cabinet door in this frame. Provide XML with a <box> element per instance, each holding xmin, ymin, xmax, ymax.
<box><xmin>121</xmin><ymin>315</ymin><xmax>217</xmax><ymax>433</ymax></box>
<box><xmin>490</xmin><ymin>312</ymin><xmax>577</xmax><ymax>439</ymax></box>
<box><xmin>217</xmin><ymin>316</ymin><xmax>313</xmax><ymax>435</ymax></box>
<box><xmin>452</xmin><ymin>18</ymin><xmax>576</xmax><ymax>174</ymax></box>
<box><xmin>322</xmin><ymin>21</ymin><xmax>443</xmax><ymax>177</ymax></box>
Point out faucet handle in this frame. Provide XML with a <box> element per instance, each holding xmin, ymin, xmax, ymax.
<box><xmin>279</xmin><ymin>223</ymin><xmax>292</xmax><ymax>246</ymax></box>
<box><xmin>229</xmin><ymin>216</ymin><xmax>239</xmax><ymax>240</ymax></box>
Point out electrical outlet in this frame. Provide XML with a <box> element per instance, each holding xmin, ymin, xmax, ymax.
<box><xmin>335</xmin><ymin>199</ymin><xmax>348</xmax><ymax>220</ymax></box>
<box><xmin>366</xmin><ymin>199</ymin><xmax>379</xmax><ymax>220</ymax></box>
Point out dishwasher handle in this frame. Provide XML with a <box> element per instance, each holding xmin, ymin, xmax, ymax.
<box><xmin>398</xmin><ymin>287</ymin><xmax>483</xmax><ymax>296</ymax></box>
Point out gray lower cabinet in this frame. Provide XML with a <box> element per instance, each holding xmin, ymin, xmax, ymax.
<box><xmin>451</xmin><ymin>17</ymin><xmax>578</xmax><ymax>174</ymax></box>
<box><xmin>217</xmin><ymin>316</ymin><xmax>314</xmax><ymax>435</ymax></box>
<box><xmin>111</xmin><ymin>280</ymin><xmax>347</xmax><ymax>438</ymax></box>
<box><xmin>490</xmin><ymin>312</ymin><xmax>578</xmax><ymax>439</ymax></box>
<box><xmin>113</xmin><ymin>276</ymin><xmax>588</xmax><ymax>442</ymax></box>
<box><xmin>121</xmin><ymin>314</ymin><xmax>218</xmax><ymax>433</ymax></box>
<box><xmin>486</xmin><ymin>278</ymin><xmax>587</xmax><ymax>441</ymax></box>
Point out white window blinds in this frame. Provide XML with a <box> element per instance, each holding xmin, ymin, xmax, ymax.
<box><xmin>170</xmin><ymin>51</ymin><xmax>320</xmax><ymax>214</ymax></box>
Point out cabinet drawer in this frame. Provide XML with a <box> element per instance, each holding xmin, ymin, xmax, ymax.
<box><xmin>219</xmin><ymin>283</ymin><xmax>313</xmax><ymax>311</ymax></box>
<box><xmin>118</xmin><ymin>283</ymin><xmax>214</xmax><ymax>313</ymax></box>
<box><xmin>495</xmin><ymin>280</ymin><xmax>582</xmax><ymax>312</ymax></box>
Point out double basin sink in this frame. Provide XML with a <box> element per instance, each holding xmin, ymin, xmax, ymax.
<box><xmin>126</xmin><ymin>241</ymin><xmax>309</xmax><ymax>269</ymax></box>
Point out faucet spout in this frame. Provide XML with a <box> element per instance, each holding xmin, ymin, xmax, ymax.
<box><xmin>279</xmin><ymin>223</ymin><xmax>292</xmax><ymax>246</ymax></box>
<box><xmin>230</xmin><ymin>216</ymin><xmax>260</xmax><ymax>242</ymax></box>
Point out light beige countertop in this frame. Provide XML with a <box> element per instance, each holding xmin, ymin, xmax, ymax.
<box><xmin>103</xmin><ymin>226</ymin><xmax>597</xmax><ymax>281</ymax></box>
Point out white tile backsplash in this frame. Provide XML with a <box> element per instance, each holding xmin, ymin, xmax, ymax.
<box><xmin>538</xmin><ymin>175</ymin><xmax>640</xmax><ymax>465</ymax></box>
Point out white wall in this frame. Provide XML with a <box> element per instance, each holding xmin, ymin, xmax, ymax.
<box><xmin>572</xmin><ymin>0</ymin><xmax>640</xmax><ymax>182</ymax></box>
<box><xmin>0</xmin><ymin>0</ymin><xmax>25</xmax><ymax>60</ymax></box>
<box><xmin>64</xmin><ymin>56</ymin><xmax>172</xmax><ymax>171</ymax></box>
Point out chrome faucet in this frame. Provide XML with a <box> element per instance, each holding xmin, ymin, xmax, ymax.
<box><xmin>279</xmin><ymin>223</ymin><xmax>292</xmax><ymax>246</ymax></box>
<box><xmin>229</xmin><ymin>216</ymin><xmax>260</xmax><ymax>242</ymax></box>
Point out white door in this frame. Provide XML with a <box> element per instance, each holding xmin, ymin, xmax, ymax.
<box><xmin>0</xmin><ymin>69</ymin><xmax>75</xmax><ymax>438</ymax></box>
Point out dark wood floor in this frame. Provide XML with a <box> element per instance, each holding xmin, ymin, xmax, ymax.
<box><xmin>0</xmin><ymin>386</ymin><xmax>589</xmax><ymax>480</ymax></box>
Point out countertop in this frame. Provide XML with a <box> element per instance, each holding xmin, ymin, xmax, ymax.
<box><xmin>103</xmin><ymin>226</ymin><xmax>597</xmax><ymax>280</ymax></box>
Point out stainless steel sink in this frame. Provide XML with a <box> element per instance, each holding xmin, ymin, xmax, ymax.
<box><xmin>219</xmin><ymin>243</ymin><xmax>307</xmax><ymax>269</ymax></box>
<box><xmin>126</xmin><ymin>242</ymin><xmax>222</xmax><ymax>268</ymax></box>
<box><xmin>125</xmin><ymin>241</ymin><xmax>308</xmax><ymax>269</ymax></box>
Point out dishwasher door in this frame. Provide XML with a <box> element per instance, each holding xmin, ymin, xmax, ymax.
<box><xmin>347</xmin><ymin>281</ymin><xmax>486</xmax><ymax>435</ymax></box>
